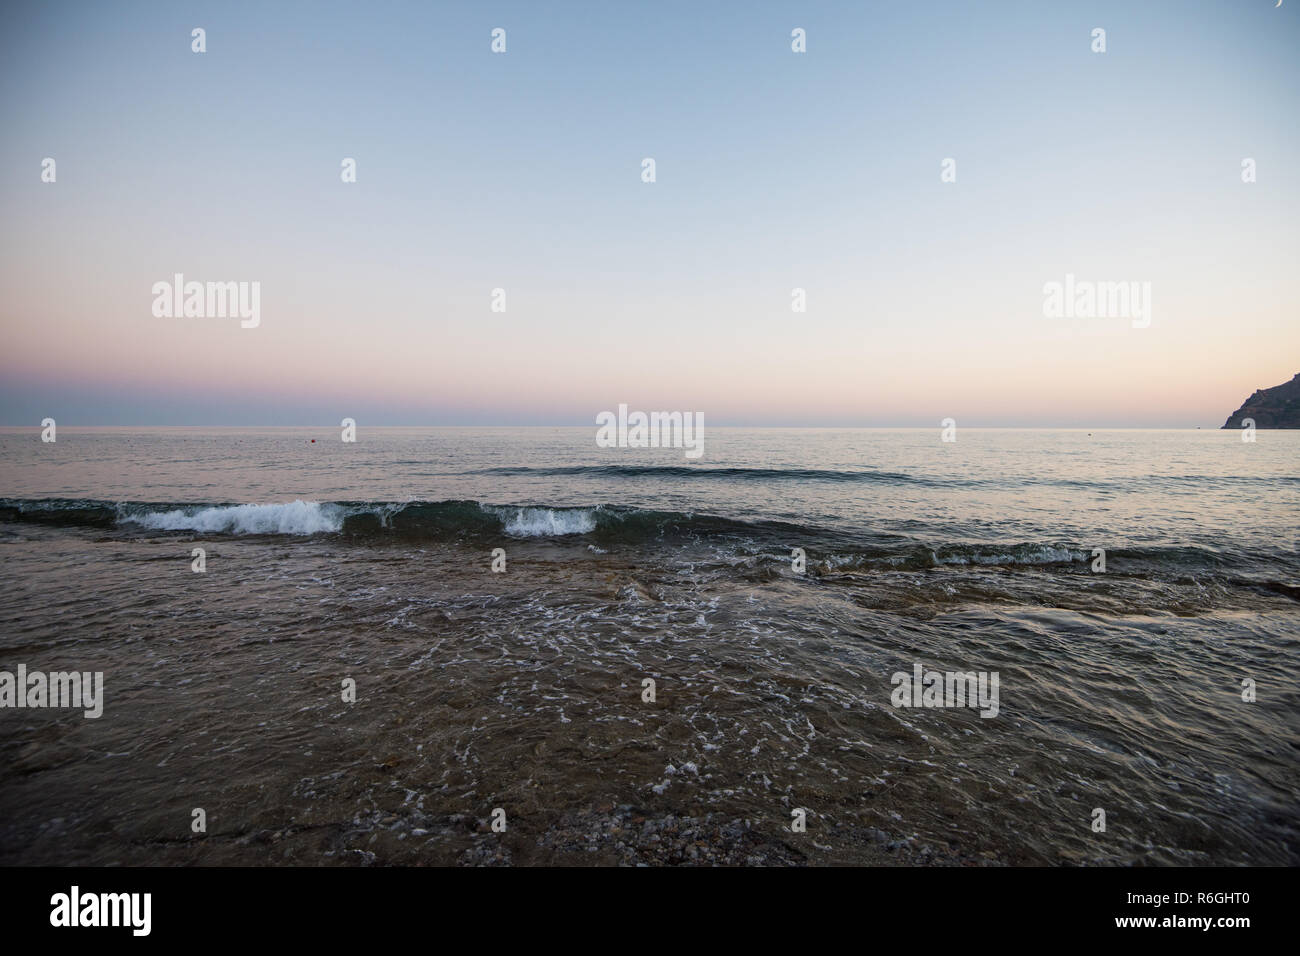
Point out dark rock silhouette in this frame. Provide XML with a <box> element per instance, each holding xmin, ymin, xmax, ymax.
<box><xmin>1222</xmin><ymin>373</ymin><xmax>1300</xmax><ymax>429</ymax></box>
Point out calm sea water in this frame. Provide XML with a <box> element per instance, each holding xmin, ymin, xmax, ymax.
<box><xmin>0</xmin><ymin>427</ymin><xmax>1296</xmax><ymax>865</ymax></box>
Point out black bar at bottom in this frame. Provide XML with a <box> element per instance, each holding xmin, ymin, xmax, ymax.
<box><xmin>2</xmin><ymin>865</ymin><xmax>1282</xmax><ymax>942</ymax></box>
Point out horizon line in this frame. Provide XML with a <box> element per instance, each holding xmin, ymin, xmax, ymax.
<box><xmin>0</xmin><ymin>422</ymin><xmax>1256</xmax><ymax>431</ymax></box>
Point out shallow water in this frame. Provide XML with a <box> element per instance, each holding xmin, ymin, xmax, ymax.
<box><xmin>0</xmin><ymin>427</ymin><xmax>1296</xmax><ymax>865</ymax></box>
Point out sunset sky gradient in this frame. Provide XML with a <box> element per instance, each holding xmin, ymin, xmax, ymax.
<box><xmin>1</xmin><ymin>0</ymin><xmax>1297</xmax><ymax>426</ymax></box>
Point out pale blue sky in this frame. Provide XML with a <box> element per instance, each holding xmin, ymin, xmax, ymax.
<box><xmin>1</xmin><ymin>0</ymin><xmax>1297</xmax><ymax>425</ymax></box>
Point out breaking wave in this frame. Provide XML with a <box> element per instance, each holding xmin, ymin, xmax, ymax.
<box><xmin>131</xmin><ymin>500</ymin><xmax>346</xmax><ymax>535</ymax></box>
<box><xmin>0</xmin><ymin>498</ymin><xmax>1289</xmax><ymax>588</ymax></box>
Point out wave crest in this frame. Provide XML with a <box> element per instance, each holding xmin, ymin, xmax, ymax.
<box><xmin>489</xmin><ymin>506</ymin><xmax>598</xmax><ymax>537</ymax></box>
<box><xmin>130</xmin><ymin>500</ymin><xmax>344</xmax><ymax>535</ymax></box>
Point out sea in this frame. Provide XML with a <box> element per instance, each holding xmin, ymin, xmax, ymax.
<box><xmin>0</xmin><ymin>426</ymin><xmax>1296</xmax><ymax>865</ymax></box>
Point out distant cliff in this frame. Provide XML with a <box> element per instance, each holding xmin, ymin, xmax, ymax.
<box><xmin>1222</xmin><ymin>373</ymin><xmax>1300</xmax><ymax>429</ymax></box>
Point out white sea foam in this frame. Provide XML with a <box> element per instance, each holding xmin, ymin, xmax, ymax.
<box><xmin>933</xmin><ymin>546</ymin><xmax>1083</xmax><ymax>566</ymax></box>
<box><xmin>128</xmin><ymin>500</ymin><xmax>343</xmax><ymax>535</ymax></box>
<box><xmin>494</xmin><ymin>506</ymin><xmax>597</xmax><ymax>537</ymax></box>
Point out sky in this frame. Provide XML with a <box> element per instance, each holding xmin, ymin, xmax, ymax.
<box><xmin>1</xmin><ymin>0</ymin><xmax>1297</xmax><ymax>427</ymax></box>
